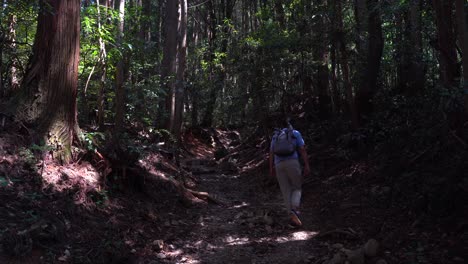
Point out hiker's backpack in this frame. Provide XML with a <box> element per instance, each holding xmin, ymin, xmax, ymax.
<box><xmin>272</xmin><ymin>128</ymin><xmax>297</xmax><ymax>156</ymax></box>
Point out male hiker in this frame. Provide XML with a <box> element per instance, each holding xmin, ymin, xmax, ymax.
<box><xmin>269</xmin><ymin>120</ymin><xmax>311</xmax><ymax>227</ymax></box>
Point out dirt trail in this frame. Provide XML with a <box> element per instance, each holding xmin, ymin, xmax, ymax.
<box><xmin>157</xmin><ymin>158</ymin><xmax>324</xmax><ymax>264</ymax></box>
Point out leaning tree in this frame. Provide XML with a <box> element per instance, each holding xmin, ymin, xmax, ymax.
<box><xmin>18</xmin><ymin>0</ymin><xmax>80</xmax><ymax>163</ymax></box>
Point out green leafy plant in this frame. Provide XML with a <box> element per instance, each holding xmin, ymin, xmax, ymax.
<box><xmin>89</xmin><ymin>190</ymin><xmax>109</xmax><ymax>207</ymax></box>
<box><xmin>18</xmin><ymin>147</ymin><xmax>37</xmax><ymax>170</ymax></box>
<box><xmin>0</xmin><ymin>176</ymin><xmax>9</xmax><ymax>187</ymax></box>
<box><xmin>79</xmin><ymin>132</ymin><xmax>106</xmax><ymax>151</ymax></box>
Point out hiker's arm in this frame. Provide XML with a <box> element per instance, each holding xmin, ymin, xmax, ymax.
<box><xmin>298</xmin><ymin>146</ymin><xmax>310</xmax><ymax>176</ymax></box>
<box><xmin>269</xmin><ymin>150</ymin><xmax>275</xmax><ymax>178</ymax></box>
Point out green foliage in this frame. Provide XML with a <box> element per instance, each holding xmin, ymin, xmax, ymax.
<box><xmin>151</xmin><ymin>129</ymin><xmax>175</xmax><ymax>144</ymax></box>
<box><xmin>0</xmin><ymin>176</ymin><xmax>9</xmax><ymax>187</ymax></box>
<box><xmin>89</xmin><ymin>190</ymin><xmax>109</xmax><ymax>207</ymax></box>
<box><xmin>18</xmin><ymin>147</ymin><xmax>36</xmax><ymax>169</ymax></box>
<box><xmin>79</xmin><ymin>131</ymin><xmax>106</xmax><ymax>152</ymax></box>
<box><xmin>17</xmin><ymin>143</ymin><xmax>53</xmax><ymax>170</ymax></box>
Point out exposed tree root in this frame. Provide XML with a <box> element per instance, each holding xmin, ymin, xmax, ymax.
<box><xmin>187</xmin><ymin>189</ymin><xmax>224</xmax><ymax>205</ymax></box>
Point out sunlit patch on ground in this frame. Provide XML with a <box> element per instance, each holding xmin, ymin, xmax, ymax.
<box><xmin>229</xmin><ymin>201</ymin><xmax>250</xmax><ymax>209</ymax></box>
<box><xmin>266</xmin><ymin>230</ymin><xmax>318</xmax><ymax>243</ymax></box>
<box><xmin>289</xmin><ymin>230</ymin><xmax>318</xmax><ymax>241</ymax></box>
<box><xmin>40</xmin><ymin>162</ymin><xmax>100</xmax><ymax>191</ymax></box>
<box><xmin>223</xmin><ymin>235</ymin><xmax>250</xmax><ymax>245</ymax></box>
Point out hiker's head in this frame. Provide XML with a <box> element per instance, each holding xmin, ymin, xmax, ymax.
<box><xmin>271</xmin><ymin>116</ymin><xmax>293</xmax><ymax>129</ymax></box>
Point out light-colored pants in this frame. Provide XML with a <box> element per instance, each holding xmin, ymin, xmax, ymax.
<box><xmin>275</xmin><ymin>159</ymin><xmax>303</xmax><ymax>213</ymax></box>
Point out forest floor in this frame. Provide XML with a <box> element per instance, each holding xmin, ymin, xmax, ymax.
<box><xmin>0</xmin><ymin>127</ymin><xmax>466</xmax><ymax>264</ymax></box>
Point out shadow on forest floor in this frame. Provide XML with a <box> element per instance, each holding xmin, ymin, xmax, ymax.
<box><xmin>0</xmin><ymin>126</ymin><xmax>467</xmax><ymax>264</ymax></box>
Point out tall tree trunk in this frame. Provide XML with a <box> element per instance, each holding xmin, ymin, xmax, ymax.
<box><xmin>201</xmin><ymin>0</ymin><xmax>217</xmax><ymax>127</ymax></box>
<box><xmin>252</xmin><ymin>51</ymin><xmax>268</xmax><ymax>132</ymax></box>
<box><xmin>315</xmin><ymin>0</ymin><xmax>331</xmax><ymax>119</ymax></box>
<box><xmin>353</xmin><ymin>0</ymin><xmax>383</xmax><ymax>118</ymax></box>
<box><xmin>0</xmin><ymin>42</ymin><xmax>3</xmax><ymax>98</ymax></box>
<box><xmin>8</xmin><ymin>13</ymin><xmax>19</xmax><ymax>94</ymax></box>
<box><xmin>407</xmin><ymin>0</ymin><xmax>425</xmax><ymax>94</ymax></box>
<box><xmin>97</xmin><ymin>0</ymin><xmax>108</xmax><ymax>129</ymax></box>
<box><xmin>336</xmin><ymin>0</ymin><xmax>359</xmax><ymax>129</ymax></box>
<box><xmin>114</xmin><ymin>0</ymin><xmax>126</xmax><ymax>133</ymax></box>
<box><xmin>354</xmin><ymin>0</ymin><xmax>368</xmax><ymax>96</ymax></box>
<box><xmin>172</xmin><ymin>0</ymin><xmax>187</xmax><ymax>138</ymax></box>
<box><xmin>361</xmin><ymin>0</ymin><xmax>383</xmax><ymax>114</ymax></box>
<box><xmin>395</xmin><ymin>12</ymin><xmax>406</xmax><ymax>92</ymax></box>
<box><xmin>455</xmin><ymin>0</ymin><xmax>468</xmax><ymax>113</ymax></box>
<box><xmin>20</xmin><ymin>0</ymin><xmax>80</xmax><ymax>163</ymax></box>
<box><xmin>141</xmin><ymin>0</ymin><xmax>151</xmax><ymax>43</ymax></box>
<box><xmin>159</xmin><ymin>0</ymin><xmax>178</xmax><ymax>129</ymax></box>
<box><xmin>432</xmin><ymin>0</ymin><xmax>459</xmax><ymax>88</ymax></box>
<box><xmin>330</xmin><ymin>40</ymin><xmax>340</xmax><ymax>114</ymax></box>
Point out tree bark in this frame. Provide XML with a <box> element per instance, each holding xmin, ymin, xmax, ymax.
<box><xmin>20</xmin><ymin>0</ymin><xmax>80</xmax><ymax>163</ymax></box>
<box><xmin>172</xmin><ymin>0</ymin><xmax>187</xmax><ymax>138</ymax></box>
<box><xmin>114</xmin><ymin>0</ymin><xmax>126</xmax><ymax>133</ymax></box>
<box><xmin>353</xmin><ymin>0</ymin><xmax>383</xmax><ymax>118</ymax></box>
<box><xmin>407</xmin><ymin>0</ymin><xmax>425</xmax><ymax>94</ymax></box>
<box><xmin>330</xmin><ymin>40</ymin><xmax>340</xmax><ymax>114</ymax></box>
<box><xmin>8</xmin><ymin>13</ymin><xmax>19</xmax><ymax>94</ymax></box>
<box><xmin>0</xmin><ymin>41</ymin><xmax>3</xmax><ymax>98</ymax></box>
<box><xmin>315</xmin><ymin>0</ymin><xmax>331</xmax><ymax>119</ymax></box>
<box><xmin>159</xmin><ymin>0</ymin><xmax>178</xmax><ymax>129</ymax></box>
<box><xmin>201</xmin><ymin>0</ymin><xmax>218</xmax><ymax>127</ymax></box>
<box><xmin>455</xmin><ymin>0</ymin><xmax>468</xmax><ymax>113</ymax></box>
<box><xmin>354</xmin><ymin>0</ymin><xmax>368</xmax><ymax>96</ymax></box>
<box><xmin>336</xmin><ymin>0</ymin><xmax>359</xmax><ymax>129</ymax></box>
<box><xmin>361</xmin><ymin>0</ymin><xmax>383</xmax><ymax>113</ymax></box>
<box><xmin>432</xmin><ymin>0</ymin><xmax>459</xmax><ymax>88</ymax></box>
<box><xmin>141</xmin><ymin>0</ymin><xmax>151</xmax><ymax>42</ymax></box>
<box><xmin>97</xmin><ymin>0</ymin><xmax>108</xmax><ymax>129</ymax></box>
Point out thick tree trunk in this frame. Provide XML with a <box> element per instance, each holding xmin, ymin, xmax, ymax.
<box><xmin>455</xmin><ymin>0</ymin><xmax>468</xmax><ymax>113</ymax></box>
<box><xmin>20</xmin><ymin>0</ymin><xmax>80</xmax><ymax>163</ymax></box>
<box><xmin>159</xmin><ymin>0</ymin><xmax>178</xmax><ymax>129</ymax></box>
<box><xmin>353</xmin><ymin>0</ymin><xmax>383</xmax><ymax>118</ymax></box>
<box><xmin>172</xmin><ymin>0</ymin><xmax>187</xmax><ymax>138</ymax></box>
<box><xmin>432</xmin><ymin>0</ymin><xmax>459</xmax><ymax>88</ymax></box>
<box><xmin>114</xmin><ymin>0</ymin><xmax>126</xmax><ymax>133</ymax></box>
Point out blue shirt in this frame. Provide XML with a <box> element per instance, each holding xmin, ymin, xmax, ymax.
<box><xmin>270</xmin><ymin>129</ymin><xmax>305</xmax><ymax>165</ymax></box>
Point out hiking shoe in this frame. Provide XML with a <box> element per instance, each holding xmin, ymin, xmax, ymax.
<box><xmin>290</xmin><ymin>209</ymin><xmax>302</xmax><ymax>227</ymax></box>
